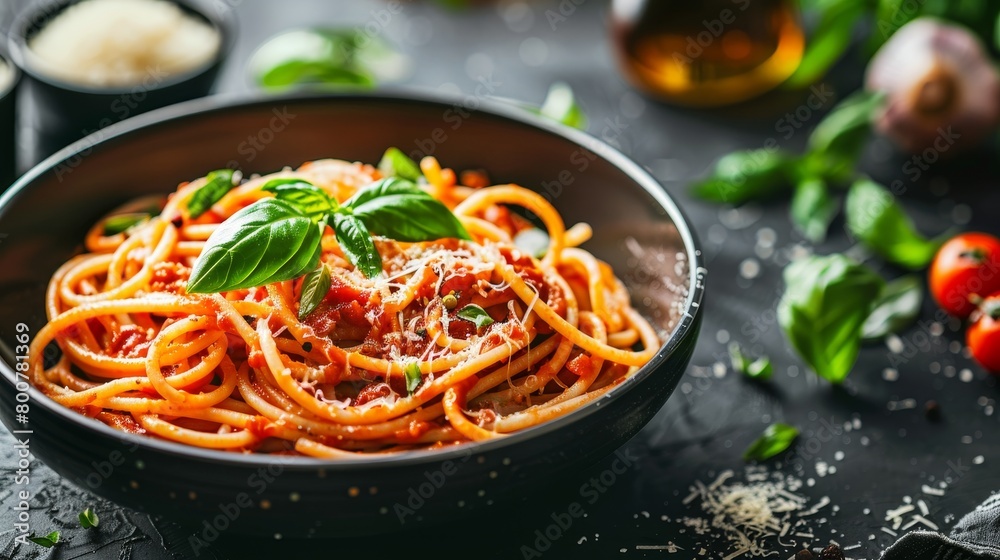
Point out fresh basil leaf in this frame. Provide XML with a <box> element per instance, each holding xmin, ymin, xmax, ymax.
<box><xmin>728</xmin><ymin>342</ymin><xmax>750</xmax><ymax>373</ymax></box>
<box><xmin>342</xmin><ymin>177</ymin><xmax>428</xmax><ymax>208</ymax></box>
<box><xmin>845</xmin><ymin>179</ymin><xmax>941</xmax><ymax>269</ymax></box>
<box><xmin>405</xmin><ymin>361</ymin><xmax>422</xmax><ymax>395</ymax></box>
<box><xmin>378</xmin><ymin>147</ymin><xmax>423</xmax><ymax>182</ymax></box>
<box><xmin>102</xmin><ymin>212</ymin><xmax>151</xmax><ymax>235</ymax></box>
<box><xmin>791</xmin><ymin>177</ymin><xmax>840</xmax><ymax>243</ymax></box>
<box><xmin>513</xmin><ymin>228</ymin><xmax>550</xmax><ymax>259</ymax></box>
<box><xmin>778</xmin><ymin>254</ymin><xmax>885</xmax><ymax>383</ymax></box>
<box><xmin>806</xmin><ymin>91</ymin><xmax>882</xmax><ymax>178</ymax></box>
<box><xmin>348</xmin><ymin>179</ymin><xmax>470</xmax><ymax>242</ymax></box>
<box><xmin>298</xmin><ymin>264</ymin><xmax>331</xmax><ymax>320</ymax></box>
<box><xmin>262</xmin><ymin>180</ymin><xmax>339</xmax><ymax>217</ymax></box>
<box><xmin>743</xmin><ymin>423</ymin><xmax>799</xmax><ymax>461</ymax></box>
<box><xmin>862</xmin><ymin>276</ymin><xmax>923</xmax><ymax>341</ymax></box>
<box><xmin>79</xmin><ymin>508</ymin><xmax>99</xmax><ymax>529</ymax></box>
<box><xmin>691</xmin><ymin>149</ymin><xmax>795</xmax><ymax>205</ymax></box>
<box><xmin>729</xmin><ymin>342</ymin><xmax>773</xmax><ymax>380</ymax></box>
<box><xmin>457</xmin><ymin>304</ymin><xmax>494</xmax><ymax>329</ymax></box>
<box><xmin>786</xmin><ymin>0</ymin><xmax>867</xmax><ymax>88</ymax></box>
<box><xmin>539</xmin><ymin>82</ymin><xmax>588</xmax><ymax>130</ymax></box>
<box><xmin>260</xmin><ymin>61</ymin><xmax>375</xmax><ymax>89</ymax></box>
<box><xmin>746</xmin><ymin>358</ymin><xmax>774</xmax><ymax>380</ymax></box>
<box><xmin>187</xmin><ymin>169</ymin><xmax>236</xmax><ymax>219</ymax></box>
<box><xmin>28</xmin><ymin>531</ymin><xmax>60</xmax><ymax>548</ymax></box>
<box><xmin>187</xmin><ymin>199</ymin><xmax>323</xmax><ymax>293</ymax></box>
<box><xmin>251</xmin><ymin>29</ymin><xmax>382</xmax><ymax>90</ymax></box>
<box><xmin>332</xmin><ymin>213</ymin><xmax>382</xmax><ymax>278</ymax></box>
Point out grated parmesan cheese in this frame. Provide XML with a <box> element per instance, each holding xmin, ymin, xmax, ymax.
<box><xmin>663</xmin><ymin>467</ymin><xmax>836</xmax><ymax>557</ymax></box>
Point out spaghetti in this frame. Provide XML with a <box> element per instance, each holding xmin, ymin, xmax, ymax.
<box><xmin>27</xmin><ymin>156</ymin><xmax>660</xmax><ymax>457</ymax></box>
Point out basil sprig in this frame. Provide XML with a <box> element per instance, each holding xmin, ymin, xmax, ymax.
<box><xmin>187</xmin><ymin>169</ymin><xmax>237</xmax><ymax>219</ymax></box>
<box><xmin>692</xmin><ymin>92</ymin><xmax>884</xmax><ymax>244</ymax></box>
<box><xmin>743</xmin><ymin>423</ymin><xmax>799</xmax><ymax>462</ymax></box>
<box><xmin>187</xmin><ymin>176</ymin><xmax>469</xmax><ymax>293</ymax></box>
<box><xmin>778</xmin><ymin>254</ymin><xmax>885</xmax><ymax>384</ymax></box>
<box><xmin>845</xmin><ymin>179</ymin><xmax>942</xmax><ymax>270</ymax></box>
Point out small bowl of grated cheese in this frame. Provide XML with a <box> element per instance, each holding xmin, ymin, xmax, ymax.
<box><xmin>7</xmin><ymin>0</ymin><xmax>234</xmax><ymax>159</ymax></box>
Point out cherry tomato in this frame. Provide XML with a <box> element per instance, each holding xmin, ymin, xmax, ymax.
<box><xmin>967</xmin><ymin>296</ymin><xmax>1000</xmax><ymax>373</ymax></box>
<box><xmin>929</xmin><ymin>233</ymin><xmax>1000</xmax><ymax>318</ymax></box>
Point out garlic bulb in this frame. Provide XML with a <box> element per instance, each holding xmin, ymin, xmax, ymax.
<box><xmin>866</xmin><ymin>18</ymin><xmax>1000</xmax><ymax>155</ymax></box>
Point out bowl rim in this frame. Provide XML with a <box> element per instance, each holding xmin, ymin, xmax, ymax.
<box><xmin>0</xmin><ymin>47</ymin><xmax>21</xmax><ymax>101</ymax></box>
<box><xmin>0</xmin><ymin>89</ymin><xmax>705</xmax><ymax>470</ymax></box>
<box><xmin>6</xmin><ymin>0</ymin><xmax>237</xmax><ymax>96</ymax></box>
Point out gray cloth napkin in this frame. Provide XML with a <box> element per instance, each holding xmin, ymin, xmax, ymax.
<box><xmin>884</xmin><ymin>494</ymin><xmax>1000</xmax><ymax>559</ymax></box>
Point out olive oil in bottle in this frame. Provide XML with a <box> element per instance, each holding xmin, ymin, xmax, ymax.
<box><xmin>611</xmin><ymin>0</ymin><xmax>805</xmax><ymax>107</ymax></box>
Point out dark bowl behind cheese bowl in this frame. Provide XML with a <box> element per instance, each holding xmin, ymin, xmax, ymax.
<box><xmin>7</xmin><ymin>0</ymin><xmax>235</xmax><ymax>162</ymax></box>
<box><xmin>0</xmin><ymin>92</ymin><xmax>704</xmax><ymax>539</ymax></box>
<box><xmin>0</xmin><ymin>49</ymin><xmax>19</xmax><ymax>189</ymax></box>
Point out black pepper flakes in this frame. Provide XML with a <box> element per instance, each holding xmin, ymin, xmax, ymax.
<box><xmin>302</xmin><ymin>342</ymin><xmax>313</xmax><ymax>353</ymax></box>
<box><xmin>925</xmin><ymin>400</ymin><xmax>942</xmax><ymax>421</ymax></box>
<box><xmin>819</xmin><ymin>543</ymin><xmax>844</xmax><ymax>560</ymax></box>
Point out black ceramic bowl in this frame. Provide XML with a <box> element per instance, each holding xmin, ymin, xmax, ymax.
<box><xmin>0</xmin><ymin>92</ymin><xmax>703</xmax><ymax>540</ymax></box>
<box><xmin>0</xmin><ymin>49</ymin><xmax>19</xmax><ymax>189</ymax></box>
<box><xmin>7</xmin><ymin>0</ymin><xmax>235</xmax><ymax>160</ymax></box>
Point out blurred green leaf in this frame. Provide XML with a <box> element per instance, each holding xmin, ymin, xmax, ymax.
<box><xmin>691</xmin><ymin>149</ymin><xmax>797</xmax><ymax>205</ymax></box>
<box><xmin>779</xmin><ymin>254</ymin><xmax>885</xmax><ymax>383</ymax></box>
<box><xmin>744</xmin><ymin>423</ymin><xmax>799</xmax><ymax>461</ymax></box>
<box><xmin>862</xmin><ymin>276</ymin><xmax>924</xmax><ymax>341</ymax></box>
<box><xmin>251</xmin><ymin>28</ymin><xmax>405</xmax><ymax>90</ymax></box>
<box><xmin>787</xmin><ymin>0</ymin><xmax>868</xmax><ymax>88</ymax></box>
<box><xmin>845</xmin><ymin>179</ymin><xmax>941</xmax><ymax>269</ymax></box>
<box><xmin>806</xmin><ymin>91</ymin><xmax>882</xmax><ymax>179</ymax></box>
<box><xmin>539</xmin><ymin>82</ymin><xmax>588</xmax><ymax>130</ymax></box>
<box><xmin>791</xmin><ymin>177</ymin><xmax>840</xmax><ymax>243</ymax></box>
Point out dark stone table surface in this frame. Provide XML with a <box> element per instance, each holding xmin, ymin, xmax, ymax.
<box><xmin>1</xmin><ymin>1</ymin><xmax>997</xmax><ymax>558</ymax></box>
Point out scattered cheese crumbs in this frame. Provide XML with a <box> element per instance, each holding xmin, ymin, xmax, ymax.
<box><xmin>665</xmin><ymin>467</ymin><xmax>831</xmax><ymax>557</ymax></box>
<box><xmin>799</xmin><ymin>496</ymin><xmax>831</xmax><ymax>517</ymax></box>
<box><xmin>636</xmin><ymin>543</ymin><xmax>683</xmax><ymax>552</ymax></box>
<box><xmin>973</xmin><ymin>455</ymin><xmax>985</xmax><ymax>465</ymax></box>
<box><xmin>887</xmin><ymin>399</ymin><xmax>916</xmax><ymax>411</ymax></box>
<box><xmin>577</xmin><ymin>536</ymin><xmax>587</xmax><ymax>545</ymax></box>
<box><xmin>917</xmin><ymin>500</ymin><xmax>929</xmax><ymax>516</ymax></box>
<box><xmin>881</xmin><ymin>527</ymin><xmax>898</xmax><ymax>537</ymax></box>
<box><xmin>921</xmin><ymin>485</ymin><xmax>946</xmax><ymax>496</ymax></box>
